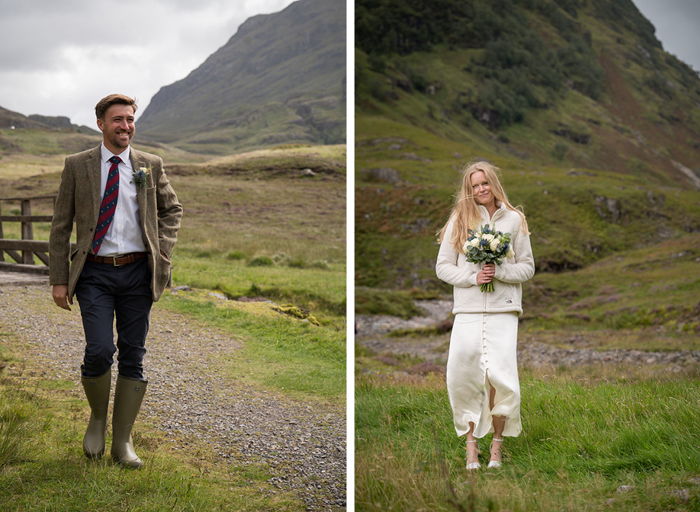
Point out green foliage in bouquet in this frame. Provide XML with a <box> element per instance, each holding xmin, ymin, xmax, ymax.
<box><xmin>463</xmin><ymin>224</ymin><xmax>514</xmax><ymax>292</ymax></box>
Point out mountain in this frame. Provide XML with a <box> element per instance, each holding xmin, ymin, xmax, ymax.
<box><xmin>355</xmin><ymin>0</ymin><xmax>700</xmax><ymax>327</ymax></box>
<box><xmin>0</xmin><ymin>106</ymin><xmax>98</xmax><ymax>135</ymax></box>
<box><xmin>137</xmin><ymin>0</ymin><xmax>346</xmax><ymax>154</ymax></box>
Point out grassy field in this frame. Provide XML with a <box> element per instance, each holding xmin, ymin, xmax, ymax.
<box><xmin>0</xmin><ymin>141</ymin><xmax>346</xmax><ymax>322</ymax></box>
<box><xmin>355</xmin><ymin>364</ymin><xmax>700</xmax><ymax>511</ymax></box>
<box><xmin>0</xmin><ymin>337</ymin><xmax>303</xmax><ymax>512</ymax></box>
<box><xmin>0</xmin><ymin>137</ymin><xmax>346</xmax><ymax>510</ymax></box>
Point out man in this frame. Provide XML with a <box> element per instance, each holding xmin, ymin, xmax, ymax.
<box><xmin>49</xmin><ymin>93</ymin><xmax>182</xmax><ymax>468</ymax></box>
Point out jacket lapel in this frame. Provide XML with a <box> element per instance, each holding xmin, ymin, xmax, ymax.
<box><xmin>130</xmin><ymin>149</ymin><xmax>151</xmax><ymax>231</ymax></box>
<box><xmin>87</xmin><ymin>146</ymin><xmax>102</xmax><ymax>223</ymax></box>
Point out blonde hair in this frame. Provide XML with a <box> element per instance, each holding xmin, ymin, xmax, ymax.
<box><xmin>437</xmin><ymin>160</ymin><xmax>529</xmax><ymax>251</ymax></box>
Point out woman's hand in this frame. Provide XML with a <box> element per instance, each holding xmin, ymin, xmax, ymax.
<box><xmin>477</xmin><ymin>263</ymin><xmax>496</xmax><ymax>285</ymax></box>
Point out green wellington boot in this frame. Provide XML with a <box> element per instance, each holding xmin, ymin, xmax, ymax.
<box><xmin>81</xmin><ymin>369</ymin><xmax>112</xmax><ymax>459</ymax></box>
<box><xmin>111</xmin><ymin>375</ymin><xmax>148</xmax><ymax>468</ymax></box>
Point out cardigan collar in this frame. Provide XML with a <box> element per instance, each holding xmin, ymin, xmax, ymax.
<box><xmin>478</xmin><ymin>201</ymin><xmax>506</xmax><ymax>222</ymax></box>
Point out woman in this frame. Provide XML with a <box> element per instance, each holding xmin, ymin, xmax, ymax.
<box><xmin>436</xmin><ymin>160</ymin><xmax>535</xmax><ymax>470</ymax></box>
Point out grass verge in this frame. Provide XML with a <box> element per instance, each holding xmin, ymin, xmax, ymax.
<box><xmin>0</xmin><ymin>336</ymin><xmax>303</xmax><ymax>512</ymax></box>
<box><xmin>158</xmin><ymin>289</ymin><xmax>346</xmax><ymax>403</ymax></box>
<box><xmin>356</xmin><ymin>365</ymin><xmax>700</xmax><ymax>511</ymax></box>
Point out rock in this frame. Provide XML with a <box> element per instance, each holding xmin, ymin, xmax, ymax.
<box><xmin>300</xmin><ymin>168</ymin><xmax>316</xmax><ymax>177</ymax></box>
<box><xmin>616</xmin><ymin>485</ymin><xmax>633</xmax><ymax>493</ymax></box>
<box><xmin>208</xmin><ymin>292</ymin><xmax>228</xmax><ymax>300</ymax></box>
<box><xmin>595</xmin><ymin>195</ymin><xmax>623</xmax><ymax>223</ymax></box>
<box><xmin>362</xmin><ymin>167</ymin><xmax>401</xmax><ymax>183</ymax></box>
<box><xmin>172</xmin><ymin>285</ymin><xmax>191</xmax><ymax>292</ymax></box>
<box><xmin>400</xmin><ymin>152</ymin><xmax>432</xmax><ymax>162</ymax></box>
<box><xmin>670</xmin><ymin>489</ymin><xmax>690</xmax><ymax>501</ymax></box>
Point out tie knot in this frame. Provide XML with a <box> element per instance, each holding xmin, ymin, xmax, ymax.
<box><xmin>109</xmin><ymin>156</ymin><xmax>122</xmax><ymax>164</ymax></box>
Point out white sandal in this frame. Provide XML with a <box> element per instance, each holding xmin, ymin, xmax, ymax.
<box><xmin>487</xmin><ymin>438</ymin><xmax>503</xmax><ymax>469</ymax></box>
<box><xmin>466</xmin><ymin>439</ymin><xmax>481</xmax><ymax>470</ymax></box>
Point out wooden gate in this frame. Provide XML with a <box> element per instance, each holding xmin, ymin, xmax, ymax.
<box><xmin>0</xmin><ymin>194</ymin><xmax>65</xmax><ymax>275</ymax></box>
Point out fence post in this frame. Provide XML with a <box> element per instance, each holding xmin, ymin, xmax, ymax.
<box><xmin>0</xmin><ymin>201</ymin><xmax>4</xmax><ymax>262</ymax></box>
<box><xmin>21</xmin><ymin>199</ymin><xmax>34</xmax><ymax>264</ymax></box>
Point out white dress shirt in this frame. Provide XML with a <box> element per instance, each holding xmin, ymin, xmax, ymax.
<box><xmin>96</xmin><ymin>144</ymin><xmax>146</xmax><ymax>256</ymax></box>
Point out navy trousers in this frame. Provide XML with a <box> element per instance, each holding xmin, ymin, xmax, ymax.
<box><xmin>75</xmin><ymin>258</ymin><xmax>153</xmax><ymax>379</ymax></box>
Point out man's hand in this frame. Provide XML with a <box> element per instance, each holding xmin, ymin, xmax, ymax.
<box><xmin>52</xmin><ymin>284</ymin><xmax>73</xmax><ymax>311</ymax></box>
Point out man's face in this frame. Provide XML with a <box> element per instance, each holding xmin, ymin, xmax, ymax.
<box><xmin>97</xmin><ymin>104</ymin><xmax>135</xmax><ymax>154</ymax></box>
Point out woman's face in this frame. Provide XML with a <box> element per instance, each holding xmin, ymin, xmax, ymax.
<box><xmin>470</xmin><ymin>170</ymin><xmax>494</xmax><ymax>208</ymax></box>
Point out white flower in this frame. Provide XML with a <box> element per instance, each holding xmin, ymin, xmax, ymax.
<box><xmin>489</xmin><ymin>239</ymin><xmax>500</xmax><ymax>251</ymax></box>
<box><xmin>463</xmin><ymin>238</ymin><xmax>480</xmax><ymax>252</ymax></box>
<box><xmin>483</xmin><ymin>233</ymin><xmax>494</xmax><ymax>242</ymax></box>
<box><xmin>506</xmin><ymin>247</ymin><xmax>515</xmax><ymax>258</ymax></box>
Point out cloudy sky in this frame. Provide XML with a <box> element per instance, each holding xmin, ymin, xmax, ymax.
<box><xmin>0</xmin><ymin>0</ymin><xmax>698</xmax><ymax>130</ymax></box>
<box><xmin>0</xmin><ymin>0</ymin><xmax>296</xmax><ymax>128</ymax></box>
<box><xmin>633</xmin><ymin>0</ymin><xmax>700</xmax><ymax>72</ymax></box>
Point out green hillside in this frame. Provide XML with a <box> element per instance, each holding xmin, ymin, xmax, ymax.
<box><xmin>355</xmin><ymin>0</ymin><xmax>700</xmax><ymax>330</ymax></box>
<box><xmin>137</xmin><ymin>0</ymin><xmax>346</xmax><ymax>155</ymax></box>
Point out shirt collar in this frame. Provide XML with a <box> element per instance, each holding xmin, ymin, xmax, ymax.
<box><xmin>100</xmin><ymin>143</ymin><xmax>130</xmax><ymax>165</ymax></box>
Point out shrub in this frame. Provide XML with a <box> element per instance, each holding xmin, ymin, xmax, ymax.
<box><xmin>272</xmin><ymin>253</ymin><xmax>290</xmax><ymax>264</ymax></box>
<box><xmin>287</xmin><ymin>258</ymin><xmax>306</xmax><ymax>269</ymax></box>
<box><xmin>367</xmin><ymin>53</ymin><xmax>386</xmax><ymax>73</ymax></box>
<box><xmin>367</xmin><ymin>75</ymin><xmax>389</xmax><ymax>102</ymax></box>
<box><xmin>248</xmin><ymin>256</ymin><xmax>274</xmax><ymax>267</ymax></box>
<box><xmin>310</xmin><ymin>260</ymin><xmax>331</xmax><ymax>271</ymax></box>
<box><xmin>644</xmin><ymin>74</ymin><xmax>675</xmax><ymax>100</ymax></box>
<box><xmin>552</xmin><ymin>142</ymin><xmax>568</xmax><ymax>160</ymax></box>
<box><xmin>224</xmin><ymin>251</ymin><xmax>245</xmax><ymax>260</ymax></box>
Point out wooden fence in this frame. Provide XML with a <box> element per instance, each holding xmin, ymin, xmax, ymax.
<box><xmin>0</xmin><ymin>194</ymin><xmax>72</xmax><ymax>275</ymax></box>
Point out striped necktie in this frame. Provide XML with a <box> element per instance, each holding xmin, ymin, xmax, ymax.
<box><xmin>92</xmin><ymin>155</ymin><xmax>121</xmax><ymax>254</ymax></box>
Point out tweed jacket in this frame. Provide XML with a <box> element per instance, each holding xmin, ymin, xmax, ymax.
<box><xmin>49</xmin><ymin>145</ymin><xmax>182</xmax><ymax>301</ymax></box>
<box><xmin>436</xmin><ymin>203</ymin><xmax>535</xmax><ymax>316</ymax></box>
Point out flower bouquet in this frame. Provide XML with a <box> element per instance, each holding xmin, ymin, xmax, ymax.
<box><xmin>462</xmin><ymin>224</ymin><xmax>514</xmax><ymax>292</ymax></box>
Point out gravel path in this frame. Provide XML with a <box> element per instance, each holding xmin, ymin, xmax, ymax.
<box><xmin>357</xmin><ymin>300</ymin><xmax>700</xmax><ymax>370</ymax></box>
<box><xmin>0</xmin><ymin>284</ymin><xmax>346</xmax><ymax>511</ymax></box>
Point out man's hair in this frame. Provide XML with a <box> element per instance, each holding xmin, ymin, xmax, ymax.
<box><xmin>95</xmin><ymin>94</ymin><xmax>138</xmax><ymax>120</ymax></box>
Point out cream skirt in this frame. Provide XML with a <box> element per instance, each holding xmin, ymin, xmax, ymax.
<box><xmin>446</xmin><ymin>312</ymin><xmax>522</xmax><ymax>438</ymax></box>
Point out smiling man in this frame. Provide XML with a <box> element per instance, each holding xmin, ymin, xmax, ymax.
<box><xmin>49</xmin><ymin>93</ymin><xmax>182</xmax><ymax>468</ymax></box>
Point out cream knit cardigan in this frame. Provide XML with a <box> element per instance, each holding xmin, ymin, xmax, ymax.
<box><xmin>436</xmin><ymin>203</ymin><xmax>535</xmax><ymax>316</ymax></box>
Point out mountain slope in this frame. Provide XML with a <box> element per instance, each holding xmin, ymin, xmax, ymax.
<box><xmin>355</xmin><ymin>0</ymin><xmax>700</xmax><ymax>325</ymax></box>
<box><xmin>137</xmin><ymin>0</ymin><xmax>346</xmax><ymax>154</ymax></box>
<box><xmin>0</xmin><ymin>106</ymin><xmax>98</xmax><ymax>135</ymax></box>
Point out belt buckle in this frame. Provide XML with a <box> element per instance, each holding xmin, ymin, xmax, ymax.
<box><xmin>113</xmin><ymin>255</ymin><xmax>125</xmax><ymax>267</ymax></box>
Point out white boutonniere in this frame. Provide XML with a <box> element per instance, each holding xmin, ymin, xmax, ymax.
<box><xmin>131</xmin><ymin>167</ymin><xmax>151</xmax><ymax>190</ymax></box>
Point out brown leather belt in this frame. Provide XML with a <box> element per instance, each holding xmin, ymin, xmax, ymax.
<box><xmin>86</xmin><ymin>252</ymin><xmax>148</xmax><ymax>266</ymax></box>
